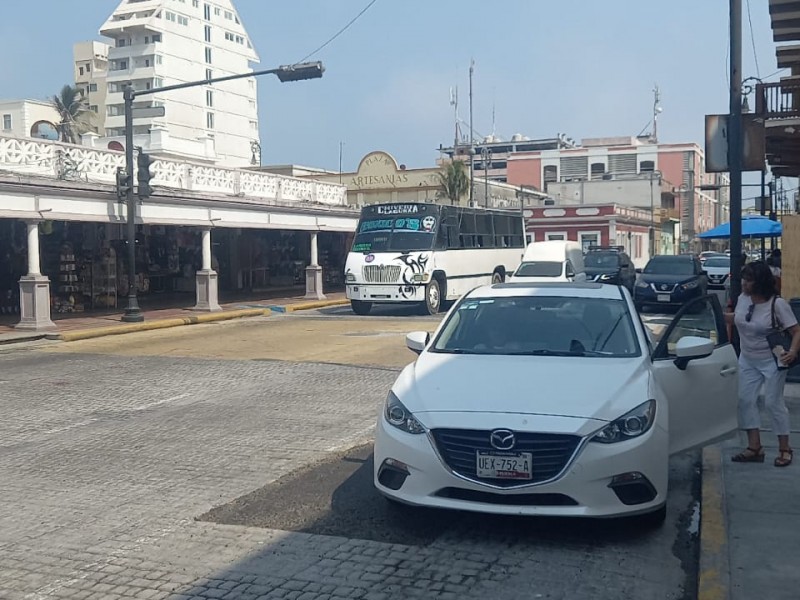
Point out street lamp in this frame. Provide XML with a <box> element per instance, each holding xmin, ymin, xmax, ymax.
<box><xmin>482</xmin><ymin>147</ymin><xmax>492</xmax><ymax>208</ymax></box>
<box><xmin>119</xmin><ymin>61</ymin><xmax>324</xmax><ymax>322</ymax></box>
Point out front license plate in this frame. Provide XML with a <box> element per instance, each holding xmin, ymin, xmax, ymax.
<box><xmin>657</xmin><ymin>293</ymin><xmax>671</xmax><ymax>302</ymax></box>
<box><xmin>476</xmin><ymin>451</ymin><xmax>533</xmax><ymax>480</ymax></box>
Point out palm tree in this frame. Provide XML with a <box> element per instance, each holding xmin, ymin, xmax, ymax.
<box><xmin>52</xmin><ymin>85</ymin><xmax>91</xmax><ymax>144</ymax></box>
<box><xmin>437</xmin><ymin>159</ymin><xmax>470</xmax><ymax>205</ymax></box>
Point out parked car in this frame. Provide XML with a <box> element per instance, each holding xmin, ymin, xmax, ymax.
<box><xmin>507</xmin><ymin>240</ymin><xmax>586</xmax><ymax>283</ymax></box>
<box><xmin>698</xmin><ymin>251</ymin><xmax>726</xmax><ymax>267</ymax></box>
<box><xmin>583</xmin><ymin>246</ymin><xmax>636</xmax><ymax>291</ymax></box>
<box><xmin>634</xmin><ymin>255</ymin><xmax>708</xmax><ymax>311</ymax></box>
<box><xmin>373</xmin><ymin>283</ymin><xmax>737</xmax><ymax>525</ymax></box>
<box><xmin>703</xmin><ymin>256</ymin><xmax>731</xmax><ymax>291</ymax></box>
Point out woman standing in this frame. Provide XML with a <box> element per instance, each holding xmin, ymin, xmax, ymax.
<box><xmin>728</xmin><ymin>261</ymin><xmax>799</xmax><ymax>467</ymax></box>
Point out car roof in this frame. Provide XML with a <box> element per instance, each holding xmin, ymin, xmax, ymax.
<box><xmin>469</xmin><ymin>282</ymin><xmax>624</xmax><ymax>300</ymax></box>
<box><xmin>648</xmin><ymin>254</ymin><xmax>694</xmax><ymax>261</ymax></box>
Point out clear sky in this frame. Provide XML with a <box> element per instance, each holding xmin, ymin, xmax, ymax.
<box><xmin>0</xmin><ymin>0</ymin><xmax>780</xmax><ymax>173</ymax></box>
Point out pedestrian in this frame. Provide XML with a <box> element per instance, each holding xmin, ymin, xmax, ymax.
<box><xmin>767</xmin><ymin>252</ymin><xmax>782</xmax><ymax>295</ymax></box>
<box><xmin>726</xmin><ymin>261</ymin><xmax>799</xmax><ymax>467</ymax></box>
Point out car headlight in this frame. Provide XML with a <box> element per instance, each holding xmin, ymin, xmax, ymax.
<box><xmin>592</xmin><ymin>400</ymin><xmax>656</xmax><ymax>444</ymax></box>
<box><xmin>681</xmin><ymin>280</ymin><xmax>698</xmax><ymax>290</ymax></box>
<box><xmin>636</xmin><ymin>281</ymin><xmax>649</xmax><ymax>289</ymax></box>
<box><xmin>384</xmin><ymin>391</ymin><xmax>426</xmax><ymax>434</ymax></box>
<box><xmin>345</xmin><ymin>273</ymin><xmax>356</xmax><ymax>282</ymax></box>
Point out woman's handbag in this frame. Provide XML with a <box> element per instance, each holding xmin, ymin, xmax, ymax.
<box><xmin>766</xmin><ymin>296</ymin><xmax>799</xmax><ymax>370</ymax></box>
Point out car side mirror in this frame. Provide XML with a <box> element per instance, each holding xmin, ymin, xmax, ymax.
<box><xmin>673</xmin><ymin>336</ymin><xmax>714</xmax><ymax>370</ymax></box>
<box><xmin>406</xmin><ymin>331</ymin><xmax>431</xmax><ymax>355</ymax></box>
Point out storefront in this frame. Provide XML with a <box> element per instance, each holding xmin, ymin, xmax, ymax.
<box><xmin>0</xmin><ymin>219</ymin><xmax>26</xmax><ymax>316</ymax></box>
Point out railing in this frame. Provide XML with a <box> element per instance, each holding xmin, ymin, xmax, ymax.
<box><xmin>0</xmin><ymin>134</ymin><xmax>348</xmax><ymax>207</ymax></box>
<box><xmin>755</xmin><ymin>81</ymin><xmax>800</xmax><ymax>119</ymax></box>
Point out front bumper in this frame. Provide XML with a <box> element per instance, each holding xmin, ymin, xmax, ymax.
<box><xmin>347</xmin><ymin>284</ymin><xmax>424</xmax><ymax>303</ymax></box>
<box><xmin>373</xmin><ymin>415</ymin><xmax>668</xmax><ymax>518</ymax></box>
<box><xmin>634</xmin><ymin>284</ymin><xmax>702</xmax><ymax>306</ymax></box>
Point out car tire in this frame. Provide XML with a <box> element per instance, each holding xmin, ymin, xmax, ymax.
<box><xmin>351</xmin><ymin>300</ymin><xmax>372</xmax><ymax>316</ymax></box>
<box><xmin>422</xmin><ymin>279</ymin><xmax>441</xmax><ymax>315</ymax></box>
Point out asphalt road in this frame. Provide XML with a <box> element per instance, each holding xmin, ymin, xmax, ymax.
<box><xmin>0</xmin><ymin>308</ymin><xmax>702</xmax><ymax>600</ymax></box>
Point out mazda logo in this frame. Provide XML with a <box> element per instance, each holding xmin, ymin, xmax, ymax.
<box><xmin>489</xmin><ymin>429</ymin><xmax>516</xmax><ymax>450</ymax></box>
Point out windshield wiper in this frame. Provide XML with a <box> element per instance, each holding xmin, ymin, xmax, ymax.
<box><xmin>507</xmin><ymin>349</ymin><xmax>585</xmax><ymax>357</ymax></box>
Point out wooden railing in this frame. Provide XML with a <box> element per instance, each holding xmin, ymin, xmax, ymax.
<box><xmin>755</xmin><ymin>81</ymin><xmax>800</xmax><ymax>119</ymax></box>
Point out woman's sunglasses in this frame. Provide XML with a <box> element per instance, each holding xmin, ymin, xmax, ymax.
<box><xmin>746</xmin><ymin>303</ymin><xmax>755</xmax><ymax>322</ymax></box>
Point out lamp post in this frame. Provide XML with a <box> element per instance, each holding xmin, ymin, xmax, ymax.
<box><xmin>649</xmin><ymin>170</ymin><xmax>662</xmax><ymax>258</ymax></box>
<box><xmin>119</xmin><ymin>61</ymin><xmax>324</xmax><ymax>323</ymax></box>
<box><xmin>482</xmin><ymin>147</ymin><xmax>492</xmax><ymax>208</ymax></box>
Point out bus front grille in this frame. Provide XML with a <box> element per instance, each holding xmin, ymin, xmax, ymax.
<box><xmin>363</xmin><ymin>265</ymin><xmax>402</xmax><ymax>283</ymax></box>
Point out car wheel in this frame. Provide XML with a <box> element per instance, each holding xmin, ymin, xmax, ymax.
<box><xmin>422</xmin><ymin>279</ymin><xmax>441</xmax><ymax>315</ymax></box>
<box><xmin>351</xmin><ymin>300</ymin><xmax>372</xmax><ymax>316</ymax></box>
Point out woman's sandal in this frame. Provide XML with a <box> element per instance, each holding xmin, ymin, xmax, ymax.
<box><xmin>775</xmin><ymin>448</ymin><xmax>793</xmax><ymax>467</ymax></box>
<box><xmin>731</xmin><ymin>446</ymin><xmax>765</xmax><ymax>462</ymax></box>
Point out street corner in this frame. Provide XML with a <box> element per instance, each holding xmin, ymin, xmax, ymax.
<box><xmin>698</xmin><ymin>445</ymin><xmax>730</xmax><ymax>600</ymax></box>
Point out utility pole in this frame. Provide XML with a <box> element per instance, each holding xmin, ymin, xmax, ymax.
<box><xmin>339</xmin><ymin>141</ymin><xmax>343</xmax><ymax>185</ymax></box>
<box><xmin>483</xmin><ymin>147</ymin><xmax>492</xmax><ymax>208</ymax></box>
<box><xmin>649</xmin><ymin>171</ymin><xmax>656</xmax><ymax>258</ymax></box>
<box><xmin>760</xmin><ymin>170</ymin><xmax>766</xmax><ymax>260</ymax></box>
<box><xmin>728</xmin><ymin>0</ymin><xmax>744</xmax><ymax>304</ymax></box>
<box><xmin>652</xmin><ymin>84</ymin><xmax>661</xmax><ymax>143</ymax></box>
<box><xmin>469</xmin><ymin>59</ymin><xmax>474</xmax><ymax>207</ymax></box>
<box><xmin>122</xmin><ymin>85</ymin><xmax>142</xmax><ymax>323</ymax></box>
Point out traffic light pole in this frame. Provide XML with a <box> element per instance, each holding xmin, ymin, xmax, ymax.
<box><xmin>122</xmin><ymin>86</ymin><xmax>143</xmax><ymax>323</ymax></box>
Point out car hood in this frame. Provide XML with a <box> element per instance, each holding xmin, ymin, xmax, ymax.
<box><xmin>585</xmin><ymin>266</ymin><xmax>620</xmax><ymax>276</ymax></box>
<box><xmin>638</xmin><ymin>273</ymin><xmax>696</xmax><ymax>285</ymax></box>
<box><xmin>393</xmin><ymin>352</ymin><xmax>650</xmax><ymax>423</ymax></box>
<box><xmin>704</xmin><ymin>266</ymin><xmax>730</xmax><ymax>275</ymax></box>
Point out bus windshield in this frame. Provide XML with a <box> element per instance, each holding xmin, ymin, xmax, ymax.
<box><xmin>352</xmin><ymin>214</ymin><xmax>438</xmax><ymax>253</ymax></box>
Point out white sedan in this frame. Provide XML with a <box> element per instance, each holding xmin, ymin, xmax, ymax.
<box><xmin>373</xmin><ymin>282</ymin><xmax>738</xmax><ymax>524</ymax></box>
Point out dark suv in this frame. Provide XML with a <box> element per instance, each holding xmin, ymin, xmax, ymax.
<box><xmin>634</xmin><ymin>255</ymin><xmax>708</xmax><ymax>311</ymax></box>
<box><xmin>584</xmin><ymin>246</ymin><xmax>636</xmax><ymax>292</ymax></box>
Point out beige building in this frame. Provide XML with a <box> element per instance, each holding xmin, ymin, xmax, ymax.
<box><xmin>0</xmin><ymin>100</ymin><xmax>60</xmax><ymax>140</ymax></box>
<box><xmin>304</xmin><ymin>150</ymin><xmax>548</xmax><ymax>208</ymax></box>
<box><xmin>73</xmin><ymin>41</ymin><xmax>109</xmax><ymax>134</ymax></box>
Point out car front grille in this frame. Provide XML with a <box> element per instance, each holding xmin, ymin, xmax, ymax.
<box><xmin>362</xmin><ymin>265</ymin><xmax>402</xmax><ymax>283</ymax></box>
<box><xmin>430</xmin><ymin>429</ymin><xmax>582</xmax><ymax>488</ymax></box>
<box><xmin>649</xmin><ymin>283</ymin><xmax>677</xmax><ymax>293</ymax></box>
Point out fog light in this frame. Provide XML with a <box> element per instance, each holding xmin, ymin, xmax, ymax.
<box><xmin>378</xmin><ymin>458</ymin><xmax>410</xmax><ymax>491</ymax></box>
<box><xmin>608</xmin><ymin>471</ymin><xmax>657</xmax><ymax>505</ymax></box>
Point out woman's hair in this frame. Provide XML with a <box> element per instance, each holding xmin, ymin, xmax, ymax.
<box><xmin>741</xmin><ymin>260</ymin><xmax>777</xmax><ymax>298</ymax></box>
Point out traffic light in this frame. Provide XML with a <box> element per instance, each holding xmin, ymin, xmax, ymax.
<box><xmin>116</xmin><ymin>167</ymin><xmax>132</xmax><ymax>199</ymax></box>
<box><xmin>137</xmin><ymin>152</ymin><xmax>156</xmax><ymax>199</ymax></box>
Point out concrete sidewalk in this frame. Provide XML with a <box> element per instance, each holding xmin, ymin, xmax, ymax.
<box><xmin>0</xmin><ymin>292</ymin><xmax>348</xmax><ymax>344</ymax></box>
<box><xmin>699</xmin><ymin>382</ymin><xmax>800</xmax><ymax>600</ymax></box>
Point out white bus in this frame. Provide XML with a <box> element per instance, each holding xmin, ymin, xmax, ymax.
<box><xmin>345</xmin><ymin>203</ymin><xmax>526</xmax><ymax>315</ymax></box>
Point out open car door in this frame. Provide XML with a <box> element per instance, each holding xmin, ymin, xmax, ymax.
<box><xmin>651</xmin><ymin>295</ymin><xmax>739</xmax><ymax>455</ymax></box>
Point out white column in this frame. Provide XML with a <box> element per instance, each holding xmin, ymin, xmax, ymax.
<box><xmin>201</xmin><ymin>228</ymin><xmax>212</xmax><ymax>271</ymax></box>
<box><xmin>309</xmin><ymin>231</ymin><xmax>319</xmax><ymax>266</ymax></box>
<box><xmin>27</xmin><ymin>221</ymin><xmax>41</xmax><ymax>276</ymax></box>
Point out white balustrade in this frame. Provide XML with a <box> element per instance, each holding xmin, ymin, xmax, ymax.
<box><xmin>0</xmin><ymin>133</ymin><xmax>347</xmax><ymax>207</ymax></box>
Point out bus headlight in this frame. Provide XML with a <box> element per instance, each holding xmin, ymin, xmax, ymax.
<box><xmin>345</xmin><ymin>273</ymin><xmax>356</xmax><ymax>283</ymax></box>
<box><xmin>412</xmin><ymin>273</ymin><xmax>431</xmax><ymax>283</ymax></box>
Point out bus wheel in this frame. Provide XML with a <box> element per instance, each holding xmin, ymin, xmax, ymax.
<box><xmin>351</xmin><ymin>300</ymin><xmax>372</xmax><ymax>316</ymax></box>
<box><xmin>492</xmin><ymin>271</ymin><xmax>504</xmax><ymax>284</ymax></box>
<box><xmin>423</xmin><ymin>279</ymin><xmax>441</xmax><ymax>315</ymax></box>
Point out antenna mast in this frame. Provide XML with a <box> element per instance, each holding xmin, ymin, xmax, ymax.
<box><xmin>652</xmin><ymin>84</ymin><xmax>662</xmax><ymax>143</ymax></box>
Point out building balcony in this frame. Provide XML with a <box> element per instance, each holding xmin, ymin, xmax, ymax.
<box><xmin>755</xmin><ymin>80</ymin><xmax>800</xmax><ymax>119</ymax></box>
<box><xmin>755</xmin><ymin>80</ymin><xmax>800</xmax><ymax>177</ymax></box>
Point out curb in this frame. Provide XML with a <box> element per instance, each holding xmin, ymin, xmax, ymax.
<box><xmin>267</xmin><ymin>298</ymin><xmax>350</xmax><ymax>313</ymax></box>
<box><xmin>47</xmin><ymin>308</ymin><xmax>270</xmax><ymax>342</ymax></box>
<box><xmin>698</xmin><ymin>445</ymin><xmax>731</xmax><ymax>600</ymax></box>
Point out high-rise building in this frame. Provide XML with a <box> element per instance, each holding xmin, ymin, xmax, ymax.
<box><xmin>77</xmin><ymin>0</ymin><xmax>260</xmax><ymax>166</ymax></box>
<box><xmin>73</xmin><ymin>41</ymin><xmax>109</xmax><ymax>134</ymax></box>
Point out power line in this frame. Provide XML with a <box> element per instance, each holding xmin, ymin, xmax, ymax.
<box><xmin>745</xmin><ymin>0</ymin><xmax>761</xmax><ymax>78</ymax></box>
<box><xmin>296</xmin><ymin>0</ymin><xmax>380</xmax><ymax>64</ymax></box>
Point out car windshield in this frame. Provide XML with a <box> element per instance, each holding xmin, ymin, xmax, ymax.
<box><xmin>704</xmin><ymin>258</ymin><xmax>730</xmax><ymax>268</ymax></box>
<box><xmin>644</xmin><ymin>259</ymin><xmax>694</xmax><ymax>276</ymax></box>
<box><xmin>514</xmin><ymin>261</ymin><xmax>563</xmax><ymax>277</ymax></box>
<box><xmin>585</xmin><ymin>252</ymin><xmax>620</xmax><ymax>268</ymax></box>
<box><xmin>352</xmin><ymin>216</ymin><xmax>436</xmax><ymax>253</ymax></box>
<box><xmin>432</xmin><ymin>295</ymin><xmax>640</xmax><ymax>357</ymax></box>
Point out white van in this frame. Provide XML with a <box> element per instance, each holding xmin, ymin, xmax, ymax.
<box><xmin>508</xmin><ymin>240</ymin><xmax>587</xmax><ymax>283</ymax></box>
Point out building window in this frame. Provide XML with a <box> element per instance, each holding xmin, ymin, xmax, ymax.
<box><xmin>590</xmin><ymin>162</ymin><xmax>605</xmax><ymax>180</ymax></box>
<box><xmin>86</xmin><ymin>63</ymin><xmax>91</xmax><ymax>73</ymax></box>
<box><xmin>206</xmin><ymin>112</ymin><xmax>214</xmax><ymax>129</ymax></box>
<box><xmin>214</xmin><ymin>7</ymin><xmax>220</xmax><ymax>15</ymax></box>
<box><xmin>205</xmin><ymin>68</ymin><xmax>212</xmax><ymax>80</ymax></box>
<box><xmin>178</xmin><ymin>15</ymin><xmax>189</xmax><ymax>26</ymax></box>
<box><xmin>224</xmin><ymin>10</ymin><xmax>233</xmax><ymax>19</ymax></box>
<box><xmin>206</xmin><ymin>90</ymin><xmax>213</xmax><ymax>107</ymax></box>
<box><xmin>88</xmin><ymin>83</ymin><xmax>98</xmax><ymax>92</ymax></box>
<box><xmin>155</xmin><ymin>54</ymin><xmax>163</xmax><ymax>65</ymax></box>
<box><xmin>152</xmin><ymin>33</ymin><xmax>162</xmax><ymax>42</ymax></box>
<box><xmin>2</xmin><ymin>114</ymin><xmax>11</xmax><ymax>130</ymax></box>
<box><xmin>116</xmin><ymin>39</ymin><xmax>126</xmax><ymax>47</ymax></box>
<box><xmin>204</xmin><ymin>47</ymin><xmax>212</xmax><ymax>63</ymax></box>
<box><xmin>579</xmin><ymin>231</ymin><xmax>600</xmax><ymax>252</ymax></box>
<box><xmin>193</xmin><ymin>0</ymin><xmax>199</xmax><ymax>6</ymax></box>
<box><xmin>144</xmin><ymin>59</ymin><xmax>150</xmax><ymax>67</ymax></box>
<box><xmin>154</xmin><ymin>78</ymin><xmax>163</xmax><ymax>88</ymax></box>
<box><xmin>543</xmin><ymin>165</ymin><xmax>558</xmax><ymax>184</ymax></box>
<box><xmin>249</xmin><ymin>120</ymin><xmax>258</xmax><ymax>130</ymax></box>
<box><xmin>203</xmin><ymin>3</ymin><xmax>210</xmax><ymax>20</ymax></box>
<box><xmin>546</xmin><ymin>232</ymin><xmax>566</xmax><ymax>241</ymax></box>
<box><xmin>640</xmin><ymin>160</ymin><xmax>655</xmax><ymax>173</ymax></box>
<box><xmin>89</xmin><ymin>105</ymin><xmax>98</xmax><ymax>113</ymax></box>
<box><xmin>79</xmin><ymin>66</ymin><xmax>84</xmax><ymax>76</ymax></box>
<box><xmin>204</xmin><ymin>25</ymin><xmax>211</xmax><ymax>42</ymax></box>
